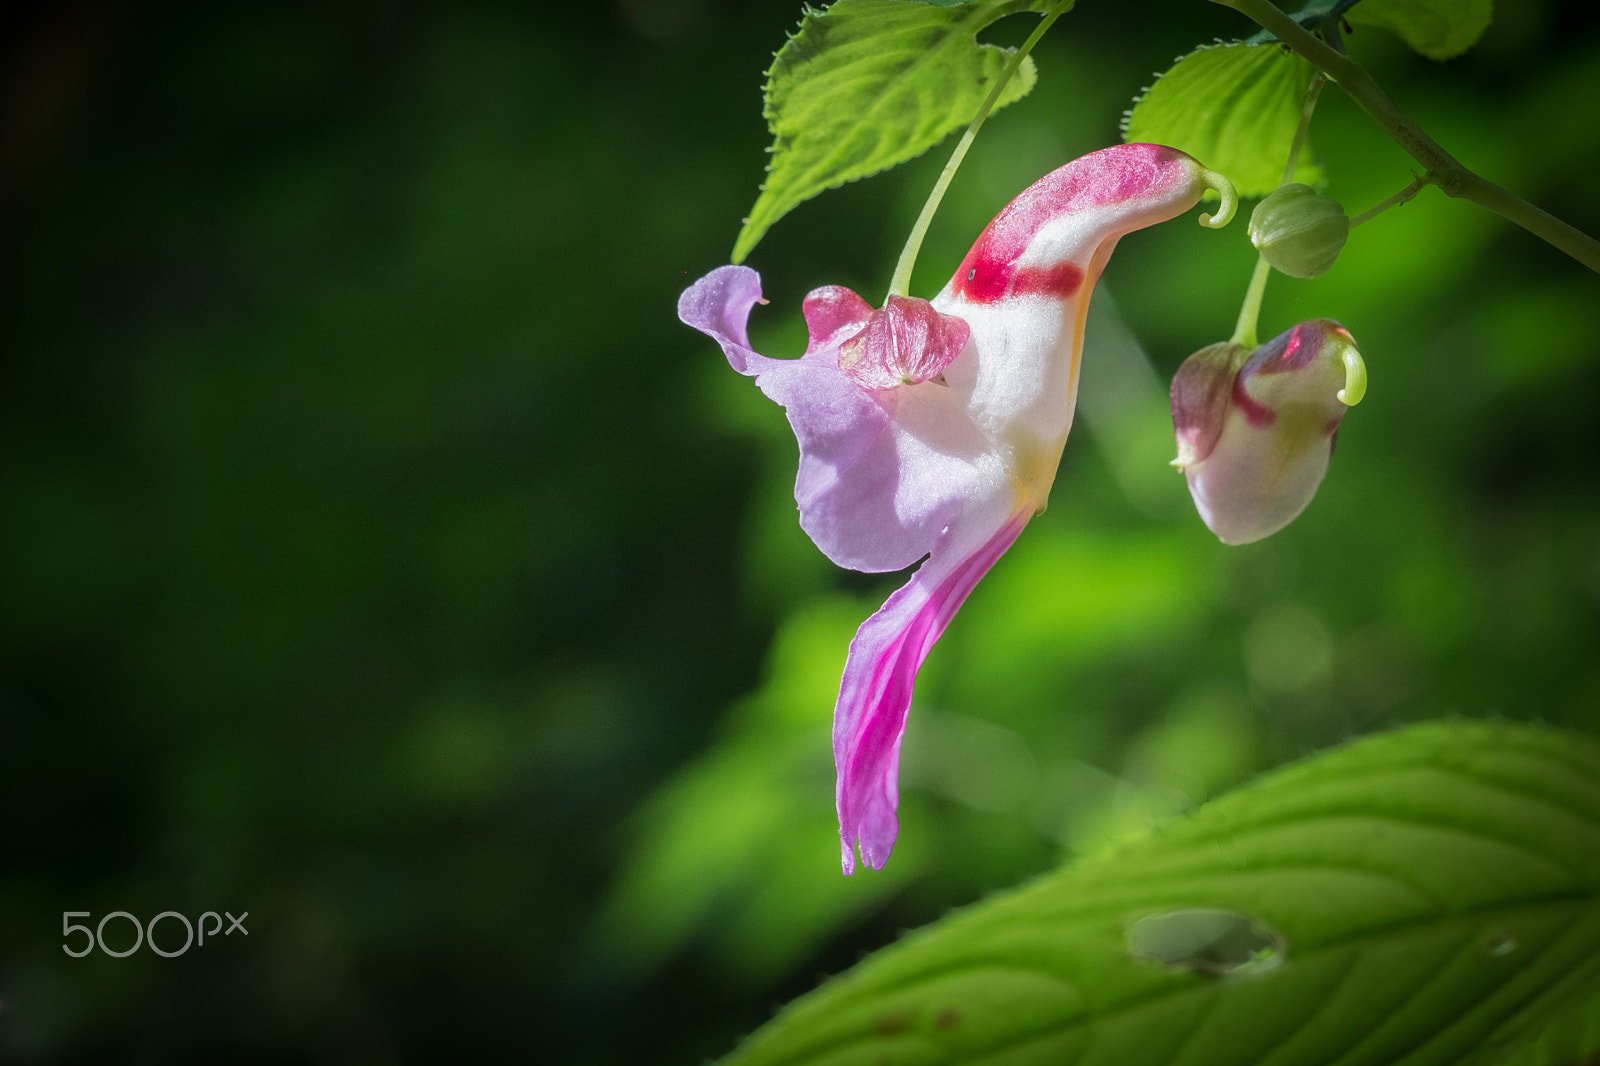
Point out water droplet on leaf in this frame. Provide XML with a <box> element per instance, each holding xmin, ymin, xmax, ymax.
<box><xmin>1487</xmin><ymin>934</ymin><xmax>1517</xmax><ymax>957</ymax></box>
<box><xmin>1127</xmin><ymin>908</ymin><xmax>1285</xmax><ymax>976</ymax></box>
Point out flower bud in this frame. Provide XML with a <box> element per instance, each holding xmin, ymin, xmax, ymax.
<box><xmin>1248</xmin><ymin>184</ymin><xmax>1349</xmax><ymax>279</ymax></box>
<box><xmin>1170</xmin><ymin>320</ymin><xmax>1365</xmax><ymax>545</ymax></box>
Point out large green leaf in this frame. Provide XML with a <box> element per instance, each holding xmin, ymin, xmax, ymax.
<box><xmin>720</xmin><ymin>721</ymin><xmax>1600</xmax><ymax>1065</ymax></box>
<box><xmin>1485</xmin><ymin>989</ymin><xmax>1600</xmax><ymax>1066</ymax></box>
<box><xmin>732</xmin><ymin>0</ymin><xmax>1058</xmax><ymax>264</ymax></box>
<box><xmin>1346</xmin><ymin>0</ymin><xmax>1495</xmax><ymax>61</ymax></box>
<box><xmin>1123</xmin><ymin>42</ymin><xmax>1322</xmax><ymax>197</ymax></box>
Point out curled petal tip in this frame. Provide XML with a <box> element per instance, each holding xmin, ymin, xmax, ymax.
<box><xmin>1196</xmin><ymin>168</ymin><xmax>1238</xmax><ymax>229</ymax></box>
<box><xmin>1336</xmin><ymin>342</ymin><xmax>1367</xmax><ymax>406</ymax></box>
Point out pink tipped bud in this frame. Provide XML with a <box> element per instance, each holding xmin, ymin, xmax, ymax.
<box><xmin>1171</xmin><ymin>320</ymin><xmax>1365</xmax><ymax>545</ymax></box>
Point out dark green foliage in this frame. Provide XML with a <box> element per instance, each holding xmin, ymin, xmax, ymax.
<box><xmin>3</xmin><ymin>2</ymin><xmax>1599</xmax><ymax>1064</ymax></box>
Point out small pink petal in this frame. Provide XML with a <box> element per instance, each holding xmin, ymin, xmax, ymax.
<box><xmin>803</xmin><ymin>285</ymin><xmax>875</xmax><ymax>357</ymax></box>
<box><xmin>837</xmin><ymin>296</ymin><xmax>972</xmax><ymax>391</ymax></box>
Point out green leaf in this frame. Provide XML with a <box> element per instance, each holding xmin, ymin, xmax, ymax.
<box><xmin>731</xmin><ymin>0</ymin><xmax>1058</xmax><ymax>264</ymax></box>
<box><xmin>1345</xmin><ymin>0</ymin><xmax>1495</xmax><ymax>61</ymax></box>
<box><xmin>1482</xmin><ymin>988</ymin><xmax>1600</xmax><ymax>1066</ymax></box>
<box><xmin>720</xmin><ymin>721</ymin><xmax>1600</xmax><ymax>1066</ymax></box>
<box><xmin>1123</xmin><ymin>42</ymin><xmax>1322</xmax><ymax>198</ymax></box>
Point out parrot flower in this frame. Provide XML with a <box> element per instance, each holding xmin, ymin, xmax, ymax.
<box><xmin>680</xmin><ymin>144</ymin><xmax>1235</xmax><ymax>874</ymax></box>
<box><xmin>1170</xmin><ymin>320</ymin><xmax>1366</xmax><ymax>545</ymax></box>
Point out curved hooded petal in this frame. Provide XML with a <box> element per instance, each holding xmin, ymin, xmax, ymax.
<box><xmin>1173</xmin><ymin>320</ymin><xmax>1365</xmax><ymax>545</ymax></box>
<box><xmin>934</xmin><ymin>143</ymin><xmax>1232</xmax><ymax>505</ymax></box>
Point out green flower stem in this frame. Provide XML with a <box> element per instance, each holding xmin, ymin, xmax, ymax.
<box><xmin>1231</xmin><ymin>253</ymin><xmax>1273</xmax><ymax>349</ymax></box>
<box><xmin>887</xmin><ymin>0</ymin><xmax>1073</xmax><ymax>300</ymax></box>
<box><xmin>1213</xmin><ymin>0</ymin><xmax>1600</xmax><ymax>274</ymax></box>
<box><xmin>1282</xmin><ymin>71</ymin><xmax>1326</xmax><ymax>187</ymax></box>
<box><xmin>1232</xmin><ymin>64</ymin><xmax>1325</xmax><ymax>351</ymax></box>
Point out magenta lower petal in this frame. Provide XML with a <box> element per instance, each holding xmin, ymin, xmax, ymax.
<box><xmin>834</xmin><ymin>507</ymin><xmax>1030</xmax><ymax>874</ymax></box>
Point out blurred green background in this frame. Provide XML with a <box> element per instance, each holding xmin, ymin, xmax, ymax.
<box><xmin>2</xmin><ymin>1</ymin><xmax>1597</xmax><ymax>1062</ymax></box>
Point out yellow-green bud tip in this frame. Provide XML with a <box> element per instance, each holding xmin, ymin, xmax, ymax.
<box><xmin>1197</xmin><ymin>168</ymin><xmax>1237</xmax><ymax>229</ymax></box>
<box><xmin>1336</xmin><ymin>343</ymin><xmax>1366</xmax><ymax>406</ymax></box>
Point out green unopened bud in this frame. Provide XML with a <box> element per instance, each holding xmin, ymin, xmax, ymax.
<box><xmin>1248</xmin><ymin>184</ymin><xmax>1349</xmax><ymax>279</ymax></box>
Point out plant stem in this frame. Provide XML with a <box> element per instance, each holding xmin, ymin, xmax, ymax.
<box><xmin>1231</xmin><ymin>65</ymin><xmax>1324</xmax><ymax>352</ymax></box>
<box><xmin>1232</xmin><ymin>254</ymin><xmax>1273</xmax><ymax>349</ymax></box>
<box><xmin>887</xmin><ymin>0</ymin><xmax>1073</xmax><ymax>299</ymax></box>
<box><xmin>1282</xmin><ymin>71</ymin><xmax>1325</xmax><ymax>187</ymax></box>
<box><xmin>1349</xmin><ymin>175</ymin><xmax>1428</xmax><ymax>227</ymax></box>
<box><xmin>1214</xmin><ymin>0</ymin><xmax>1600</xmax><ymax>274</ymax></box>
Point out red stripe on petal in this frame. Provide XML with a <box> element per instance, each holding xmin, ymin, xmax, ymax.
<box><xmin>1013</xmin><ymin>262</ymin><xmax>1083</xmax><ymax>299</ymax></box>
<box><xmin>1231</xmin><ymin>374</ymin><xmax>1276</xmax><ymax>429</ymax></box>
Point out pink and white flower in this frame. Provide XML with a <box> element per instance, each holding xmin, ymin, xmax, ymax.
<box><xmin>680</xmin><ymin>144</ymin><xmax>1234</xmax><ymax>873</ymax></box>
<box><xmin>1171</xmin><ymin>320</ymin><xmax>1365</xmax><ymax>545</ymax></box>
